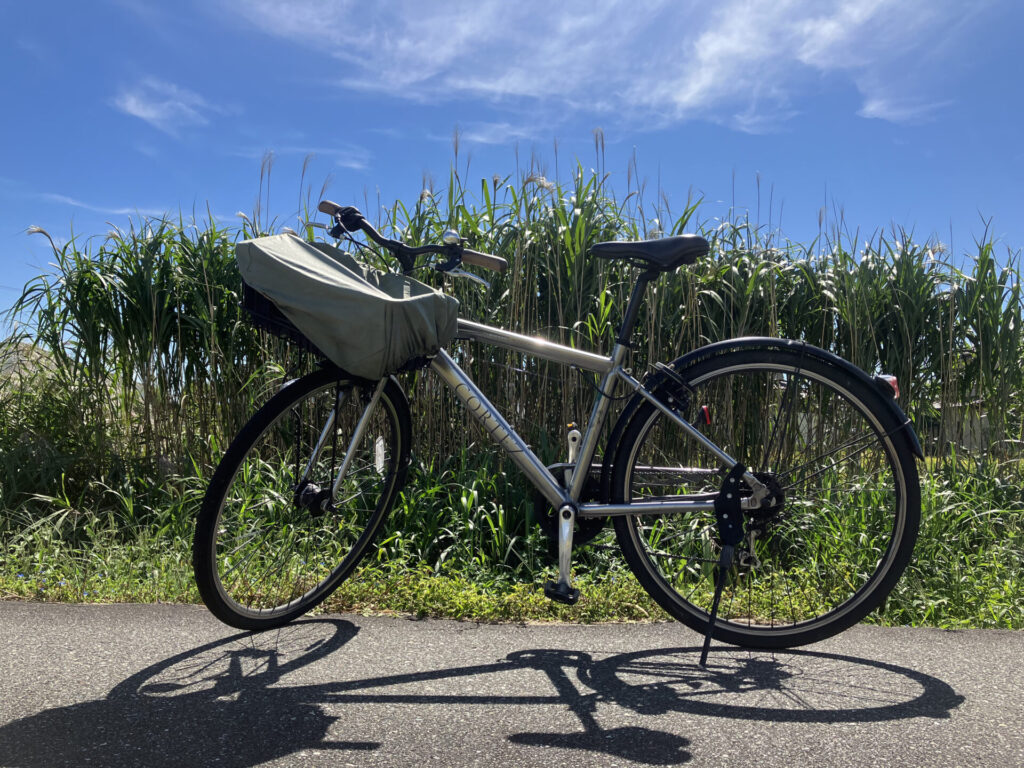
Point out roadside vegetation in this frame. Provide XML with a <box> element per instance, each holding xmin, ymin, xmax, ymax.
<box><xmin>2</xmin><ymin>151</ymin><xmax>1022</xmax><ymax>627</ymax></box>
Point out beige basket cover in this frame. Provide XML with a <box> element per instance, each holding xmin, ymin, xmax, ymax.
<box><xmin>236</xmin><ymin>234</ymin><xmax>458</xmax><ymax>379</ymax></box>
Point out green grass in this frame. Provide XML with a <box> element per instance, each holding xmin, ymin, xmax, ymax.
<box><xmin>1</xmin><ymin>462</ymin><xmax>1021</xmax><ymax>628</ymax></box>
<box><xmin>0</xmin><ymin>529</ymin><xmax>196</xmax><ymax>605</ymax></box>
<box><xmin>0</xmin><ymin>522</ymin><xmax>663</xmax><ymax>623</ymax></box>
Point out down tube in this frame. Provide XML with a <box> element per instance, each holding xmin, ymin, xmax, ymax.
<box><xmin>429</xmin><ymin>349</ymin><xmax>569</xmax><ymax>509</ymax></box>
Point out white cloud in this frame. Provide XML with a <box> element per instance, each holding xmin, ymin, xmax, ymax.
<box><xmin>230</xmin><ymin>0</ymin><xmax>976</xmax><ymax>130</ymax></box>
<box><xmin>113</xmin><ymin>78</ymin><xmax>217</xmax><ymax>136</ymax></box>
<box><xmin>37</xmin><ymin>193</ymin><xmax>167</xmax><ymax>218</ymax></box>
<box><xmin>858</xmin><ymin>96</ymin><xmax>953</xmax><ymax>124</ymax></box>
<box><xmin>231</xmin><ymin>145</ymin><xmax>371</xmax><ymax>171</ymax></box>
<box><xmin>458</xmin><ymin>122</ymin><xmax>536</xmax><ymax>146</ymax></box>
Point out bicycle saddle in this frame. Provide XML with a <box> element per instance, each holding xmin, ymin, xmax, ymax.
<box><xmin>590</xmin><ymin>234</ymin><xmax>709</xmax><ymax>272</ymax></box>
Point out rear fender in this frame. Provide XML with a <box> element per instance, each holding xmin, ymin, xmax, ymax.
<box><xmin>599</xmin><ymin>337</ymin><xmax>923</xmax><ymax>498</ymax></box>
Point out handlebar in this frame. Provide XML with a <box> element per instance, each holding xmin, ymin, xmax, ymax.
<box><xmin>318</xmin><ymin>199</ymin><xmax>508</xmax><ymax>274</ymax></box>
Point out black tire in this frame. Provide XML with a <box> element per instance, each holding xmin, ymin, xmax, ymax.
<box><xmin>193</xmin><ymin>368</ymin><xmax>411</xmax><ymax>630</ymax></box>
<box><xmin>611</xmin><ymin>346</ymin><xmax>920</xmax><ymax>648</ymax></box>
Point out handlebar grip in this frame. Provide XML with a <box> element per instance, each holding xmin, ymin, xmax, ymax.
<box><xmin>462</xmin><ymin>248</ymin><xmax>508</xmax><ymax>272</ymax></box>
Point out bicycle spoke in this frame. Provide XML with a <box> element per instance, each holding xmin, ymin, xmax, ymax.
<box><xmin>760</xmin><ymin>372</ymin><xmax>798</xmax><ymax>471</ymax></box>
<box><xmin>220</xmin><ymin>526</ymin><xmax>277</xmax><ymax>586</ymax></box>
<box><xmin>777</xmin><ymin>431</ymin><xmax>879</xmax><ymax>488</ymax></box>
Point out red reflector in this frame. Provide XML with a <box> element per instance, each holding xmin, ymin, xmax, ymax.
<box><xmin>700</xmin><ymin>405</ymin><xmax>711</xmax><ymax>425</ymax></box>
<box><xmin>879</xmin><ymin>375</ymin><xmax>900</xmax><ymax>399</ymax></box>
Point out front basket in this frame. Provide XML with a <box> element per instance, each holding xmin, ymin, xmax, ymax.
<box><xmin>241</xmin><ymin>280</ymin><xmax>326</xmax><ymax>357</ymax></box>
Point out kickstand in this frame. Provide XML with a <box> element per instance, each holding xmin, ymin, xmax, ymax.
<box><xmin>700</xmin><ymin>462</ymin><xmax>747</xmax><ymax>668</ymax></box>
<box><xmin>699</xmin><ymin>543</ymin><xmax>735</xmax><ymax>667</ymax></box>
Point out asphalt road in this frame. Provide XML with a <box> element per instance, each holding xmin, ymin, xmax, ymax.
<box><xmin>0</xmin><ymin>602</ymin><xmax>1020</xmax><ymax>767</ymax></box>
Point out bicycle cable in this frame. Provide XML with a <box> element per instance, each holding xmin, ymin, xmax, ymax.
<box><xmin>578</xmin><ymin>368</ymin><xmax>632</xmax><ymax>401</ymax></box>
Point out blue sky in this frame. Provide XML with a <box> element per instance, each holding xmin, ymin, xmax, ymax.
<box><xmin>2</xmin><ymin>0</ymin><xmax>1022</xmax><ymax>316</ymax></box>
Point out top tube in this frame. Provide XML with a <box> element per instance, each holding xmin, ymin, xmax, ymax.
<box><xmin>454</xmin><ymin>320</ymin><xmax>615</xmax><ymax>374</ymax></box>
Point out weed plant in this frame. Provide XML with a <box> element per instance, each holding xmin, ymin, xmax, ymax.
<box><xmin>1</xmin><ymin>151</ymin><xmax>1022</xmax><ymax>626</ymax></box>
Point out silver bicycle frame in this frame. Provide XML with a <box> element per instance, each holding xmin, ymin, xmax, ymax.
<box><xmin>443</xmin><ymin>319</ymin><xmax>759</xmax><ymax>517</ymax></box>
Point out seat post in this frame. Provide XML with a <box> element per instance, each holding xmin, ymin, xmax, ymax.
<box><xmin>615</xmin><ymin>268</ymin><xmax>659</xmax><ymax>347</ymax></box>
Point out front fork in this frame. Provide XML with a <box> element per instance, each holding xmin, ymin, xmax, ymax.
<box><xmin>293</xmin><ymin>378</ymin><xmax>387</xmax><ymax>512</ymax></box>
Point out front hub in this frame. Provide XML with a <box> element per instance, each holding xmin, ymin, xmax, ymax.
<box><xmin>294</xmin><ymin>481</ymin><xmax>333</xmax><ymax>516</ymax></box>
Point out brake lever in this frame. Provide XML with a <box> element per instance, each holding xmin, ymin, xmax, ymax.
<box><xmin>447</xmin><ymin>268</ymin><xmax>490</xmax><ymax>290</ymax></box>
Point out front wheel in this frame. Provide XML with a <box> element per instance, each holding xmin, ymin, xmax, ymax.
<box><xmin>193</xmin><ymin>368</ymin><xmax>411</xmax><ymax>630</ymax></box>
<box><xmin>611</xmin><ymin>346</ymin><xmax>920</xmax><ymax>648</ymax></box>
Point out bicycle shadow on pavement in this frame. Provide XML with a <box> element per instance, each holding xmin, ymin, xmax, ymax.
<box><xmin>0</xmin><ymin>619</ymin><xmax>371</xmax><ymax>768</ymax></box>
<box><xmin>0</xmin><ymin>620</ymin><xmax>965</xmax><ymax>767</ymax></box>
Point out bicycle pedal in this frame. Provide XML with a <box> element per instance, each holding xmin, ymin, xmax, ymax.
<box><xmin>543</xmin><ymin>580</ymin><xmax>581</xmax><ymax>605</ymax></box>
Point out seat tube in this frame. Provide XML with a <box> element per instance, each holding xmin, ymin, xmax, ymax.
<box><xmin>567</xmin><ymin>270</ymin><xmax>654</xmax><ymax>499</ymax></box>
<box><xmin>615</xmin><ymin>269</ymin><xmax>656</xmax><ymax>346</ymax></box>
<box><xmin>568</xmin><ymin>341</ymin><xmax>629</xmax><ymax>500</ymax></box>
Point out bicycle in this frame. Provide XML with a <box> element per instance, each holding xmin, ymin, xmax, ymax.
<box><xmin>193</xmin><ymin>200</ymin><xmax>922</xmax><ymax>663</ymax></box>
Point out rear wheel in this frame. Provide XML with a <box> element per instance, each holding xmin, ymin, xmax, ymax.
<box><xmin>612</xmin><ymin>347</ymin><xmax>919</xmax><ymax>648</ymax></box>
<box><xmin>193</xmin><ymin>368</ymin><xmax>410</xmax><ymax>630</ymax></box>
